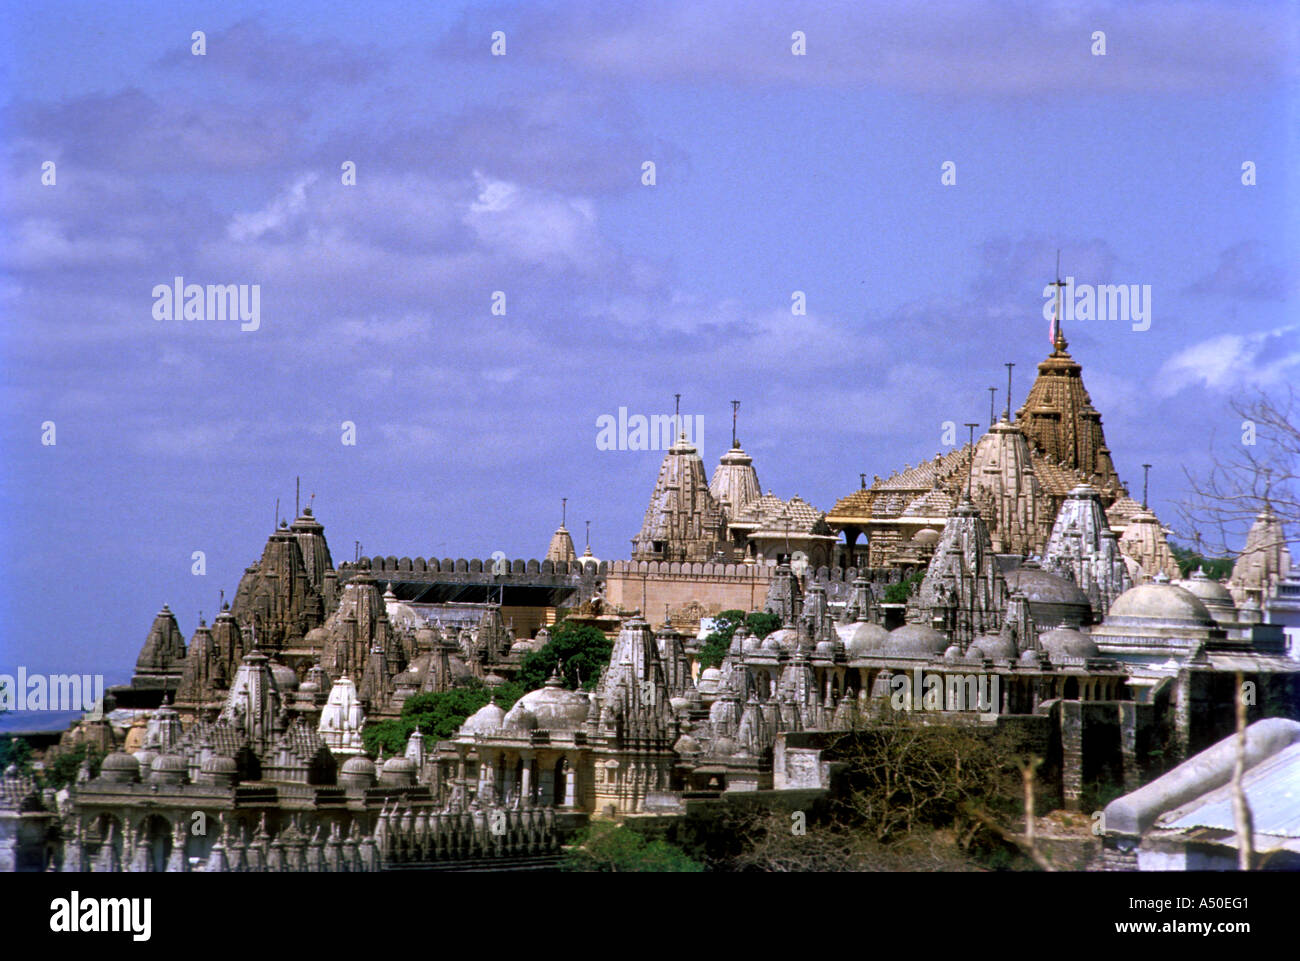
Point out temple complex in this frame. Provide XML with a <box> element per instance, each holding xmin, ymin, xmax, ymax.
<box><xmin>4</xmin><ymin>285</ymin><xmax>1296</xmax><ymax>874</ymax></box>
<box><xmin>826</xmin><ymin>318</ymin><xmax>1177</xmax><ymax>583</ymax></box>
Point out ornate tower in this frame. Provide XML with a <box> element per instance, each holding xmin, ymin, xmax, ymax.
<box><xmin>1117</xmin><ymin>509</ymin><xmax>1180</xmax><ymax>582</ymax></box>
<box><xmin>320</xmin><ymin>567</ymin><xmax>392</xmax><ymax>683</ymax></box>
<box><xmin>631</xmin><ymin>432</ymin><xmax>728</xmax><ymax>562</ymax></box>
<box><xmin>131</xmin><ymin>605</ymin><xmax>188</xmax><ymax>690</ymax></box>
<box><xmin>917</xmin><ymin>496</ymin><xmax>1008</xmax><ymax>649</ymax></box>
<box><xmin>1015</xmin><ymin>321</ymin><xmax>1124</xmax><ymax>495</ymax></box>
<box><xmin>289</xmin><ymin>505</ymin><xmax>337</xmax><ymax>612</ymax></box>
<box><xmin>1044</xmin><ymin>483</ymin><xmax>1133</xmax><ymax>617</ymax></box>
<box><xmin>230</xmin><ymin>522</ymin><xmax>326</xmax><ymax>654</ymax></box>
<box><xmin>175</xmin><ymin>617</ymin><xmax>228</xmax><ymax>713</ymax></box>
<box><xmin>1229</xmin><ymin>505</ymin><xmax>1292</xmax><ymax>608</ymax></box>
<box><xmin>220</xmin><ymin>648</ymin><xmax>282</xmax><ymax>756</ymax></box>
<box><xmin>545</xmin><ymin>499</ymin><xmax>577</xmax><ymax>563</ymax></box>
<box><xmin>968</xmin><ymin>416</ymin><xmax>1049</xmax><ymax>555</ymax></box>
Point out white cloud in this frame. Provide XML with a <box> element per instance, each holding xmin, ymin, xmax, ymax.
<box><xmin>227</xmin><ymin>172</ymin><xmax>320</xmax><ymax>242</ymax></box>
<box><xmin>1155</xmin><ymin>325</ymin><xmax>1300</xmax><ymax>396</ymax></box>
<box><xmin>465</xmin><ymin>172</ymin><xmax>602</xmax><ymax>270</ymax></box>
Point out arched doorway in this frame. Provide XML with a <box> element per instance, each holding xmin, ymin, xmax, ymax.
<box><xmin>139</xmin><ymin>814</ymin><xmax>172</xmax><ymax>872</ymax></box>
<box><xmin>85</xmin><ymin>813</ymin><xmax>123</xmax><ymax>871</ymax></box>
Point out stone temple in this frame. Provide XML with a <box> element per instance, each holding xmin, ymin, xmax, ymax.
<box><xmin>3</xmin><ymin>298</ymin><xmax>1297</xmax><ymax>873</ymax></box>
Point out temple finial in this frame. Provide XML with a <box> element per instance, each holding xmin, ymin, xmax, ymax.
<box><xmin>964</xmin><ymin>423</ymin><xmax>980</xmax><ymax>497</ymax></box>
<box><xmin>1050</xmin><ymin>252</ymin><xmax>1068</xmax><ymax>353</ymax></box>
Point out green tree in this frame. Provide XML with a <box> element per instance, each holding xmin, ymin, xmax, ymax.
<box><xmin>362</xmin><ymin>678</ymin><xmax>525</xmax><ymax>756</ymax></box>
<box><xmin>0</xmin><ymin>736</ymin><xmax>33</xmax><ymax>775</ymax></box>
<box><xmin>744</xmin><ymin>611</ymin><xmax>781</xmax><ymax>640</ymax></box>
<box><xmin>42</xmin><ymin>742</ymin><xmax>103</xmax><ymax>789</ymax></box>
<box><xmin>884</xmin><ymin>570</ymin><xmax>925</xmax><ymax>604</ymax></box>
<box><xmin>1169</xmin><ymin>542</ymin><xmax>1234</xmax><ymax>580</ymax></box>
<box><xmin>517</xmin><ymin>621</ymin><xmax>613</xmax><ymax>691</ymax></box>
<box><xmin>698</xmin><ymin>610</ymin><xmax>783</xmax><ymax>669</ymax></box>
<box><xmin>697</xmin><ymin>609</ymin><xmax>746</xmax><ymax>669</ymax></box>
<box><xmin>563</xmin><ymin>822</ymin><xmax>704</xmax><ymax>872</ymax></box>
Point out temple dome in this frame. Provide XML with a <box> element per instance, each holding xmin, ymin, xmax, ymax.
<box><xmin>837</xmin><ymin>620</ymin><xmax>889</xmax><ymax>655</ymax></box>
<box><xmin>379</xmin><ymin>755</ymin><xmax>417</xmax><ymax>786</ymax></box>
<box><xmin>697</xmin><ymin>668</ymin><xmax>723</xmax><ymax>695</ymax></box>
<box><xmin>201</xmin><ymin>755</ymin><xmax>237</xmax><ymax>774</ymax></box>
<box><xmin>269</xmin><ymin>660</ymin><xmax>298</xmax><ymax>691</ymax></box>
<box><xmin>502</xmin><ymin>677</ymin><xmax>588</xmax><ymax>732</ymax></box>
<box><xmin>341</xmin><ymin>755</ymin><xmax>375</xmax><ymax>775</ymax></box>
<box><xmin>764</xmin><ymin>628</ymin><xmax>798</xmax><ymax>653</ymax></box>
<box><xmin>884</xmin><ymin>623</ymin><xmax>948</xmax><ymax>655</ymax></box>
<box><xmin>1107</xmin><ymin>583</ymin><xmax>1215</xmax><ymax>625</ymax></box>
<box><xmin>973</xmin><ymin>633</ymin><xmax>1018</xmax><ymax>660</ymax></box>
<box><xmin>100</xmin><ymin>752</ymin><xmax>140</xmax><ymax>782</ymax></box>
<box><xmin>1180</xmin><ymin>570</ymin><xmax>1233</xmax><ymax>605</ymax></box>
<box><xmin>150</xmin><ymin>753</ymin><xmax>188</xmax><ymax>785</ymax></box>
<box><xmin>1178</xmin><ymin>569</ymin><xmax>1238</xmax><ymax>625</ymax></box>
<box><xmin>1005</xmin><ymin>566</ymin><xmax>1090</xmax><ymax>607</ymax></box>
<box><xmin>673</xmin><ymin>733</ymin><xmax>702</xmax><ymax>754</ymax></box>
<box><xmin>1038</xmin><ymin>627</ymin><xmax>1100</xmax><ymax>660</ymax></box>
<box><xmin>460</xmin><ymin>699</ymin><xmax>507</xmax><ymax>735</ymax></box>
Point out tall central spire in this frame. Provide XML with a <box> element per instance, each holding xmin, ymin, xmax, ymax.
<box><xmin>1049</xmin><ymin>250</ymin><xmax>1068</xmax><ymax>354</ymax></box>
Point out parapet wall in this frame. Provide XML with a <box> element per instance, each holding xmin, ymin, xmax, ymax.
<box><xmin>604</xmin><ymin>561</ymin><xmax>774</xmax><ymax>630</ymax></box>
<box><xmin>345</xmin><ymin>556</ymin><xmax>608</xmax><ymax>577</ymax></box>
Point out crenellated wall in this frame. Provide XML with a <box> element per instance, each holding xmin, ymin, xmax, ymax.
<box><xmin>603</xmin><ymin>560</ymin><xmax>775</xmax><ymax>630</ymax></box>
<box><xmin>346</xmin><ymin>556</ymin><xmax>609</xmax><ymax>577</ymax></box>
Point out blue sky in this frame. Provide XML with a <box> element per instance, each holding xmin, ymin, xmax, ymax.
<box><xmin>0</xmin><ymin>0</ymin><xmax>1296</xmax><ymax>682</ymax></box>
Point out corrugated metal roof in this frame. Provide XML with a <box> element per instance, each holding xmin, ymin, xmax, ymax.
<box><xmin>1158</xmin><ymin>741</ymin><xmax>1300</xmax><ymax>839</ymax></box>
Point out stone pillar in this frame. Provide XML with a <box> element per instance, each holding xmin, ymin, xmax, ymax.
<box><xmin>1172</xmin><ymin>670</ymin><xmax>1193</xmax><ymax>765</ymax></box>
<box><xmin>503</xmin><ymin>755</ymin><xmax>516</xmax><ymax>805</ymax></box>
<box><xmin>519</xmin><ymin>753</ymin><xmax>533</xmax><ymax>807</ymax></box>
<box><xmin>165</xmin><ymin>820</ymin><xmax>187</xmax><ymax>872</ymax></box>
<box><xmin>476</xmin><ymin>750</ymin><xmax>493</xmax><ymax>799</ymax></box>
<box><xmin>563</xmin><ymin>755</ymin><xmax>576</xmax><ymax>808</ymax></box>
<box><xmin>1118</xmin><ymin>701</ymin><xmax>1140</xmax><ymax>792</ymax></box>
<box><xmin>538</xmin><ymin>754</ymin><xmax>556</xmax><ymax>808</ymax></box>
<box><xmin>1060</xmin><ymin>700</ymin><xmax>1083</xmax><ymax>811</ymax></box>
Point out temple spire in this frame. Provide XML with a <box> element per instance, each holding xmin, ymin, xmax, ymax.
<box><xmin>1050</xmin><ymin>251</ymin><xmax>1068</xmax><ymax>353</ymax></box>
<box><xmin>964</xmin><ymin>422</ymin><xmax>980</xmax><ymax>497</ymax></box>
<box><xmin>731</xmin><ymin>400</ymin><xmax>740</xmax><ymax>448</ymax></box>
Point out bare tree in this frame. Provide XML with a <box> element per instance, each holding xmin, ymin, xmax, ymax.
<box><xmin>1176</xmin><ymin>386</ymin><xmax>1298</xmax><ymax>558</ymax></box>
<box><xmin>1232</xmin><ymin>673</ymin><xmax>1255</xmax><ymax>870</ymax></box>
